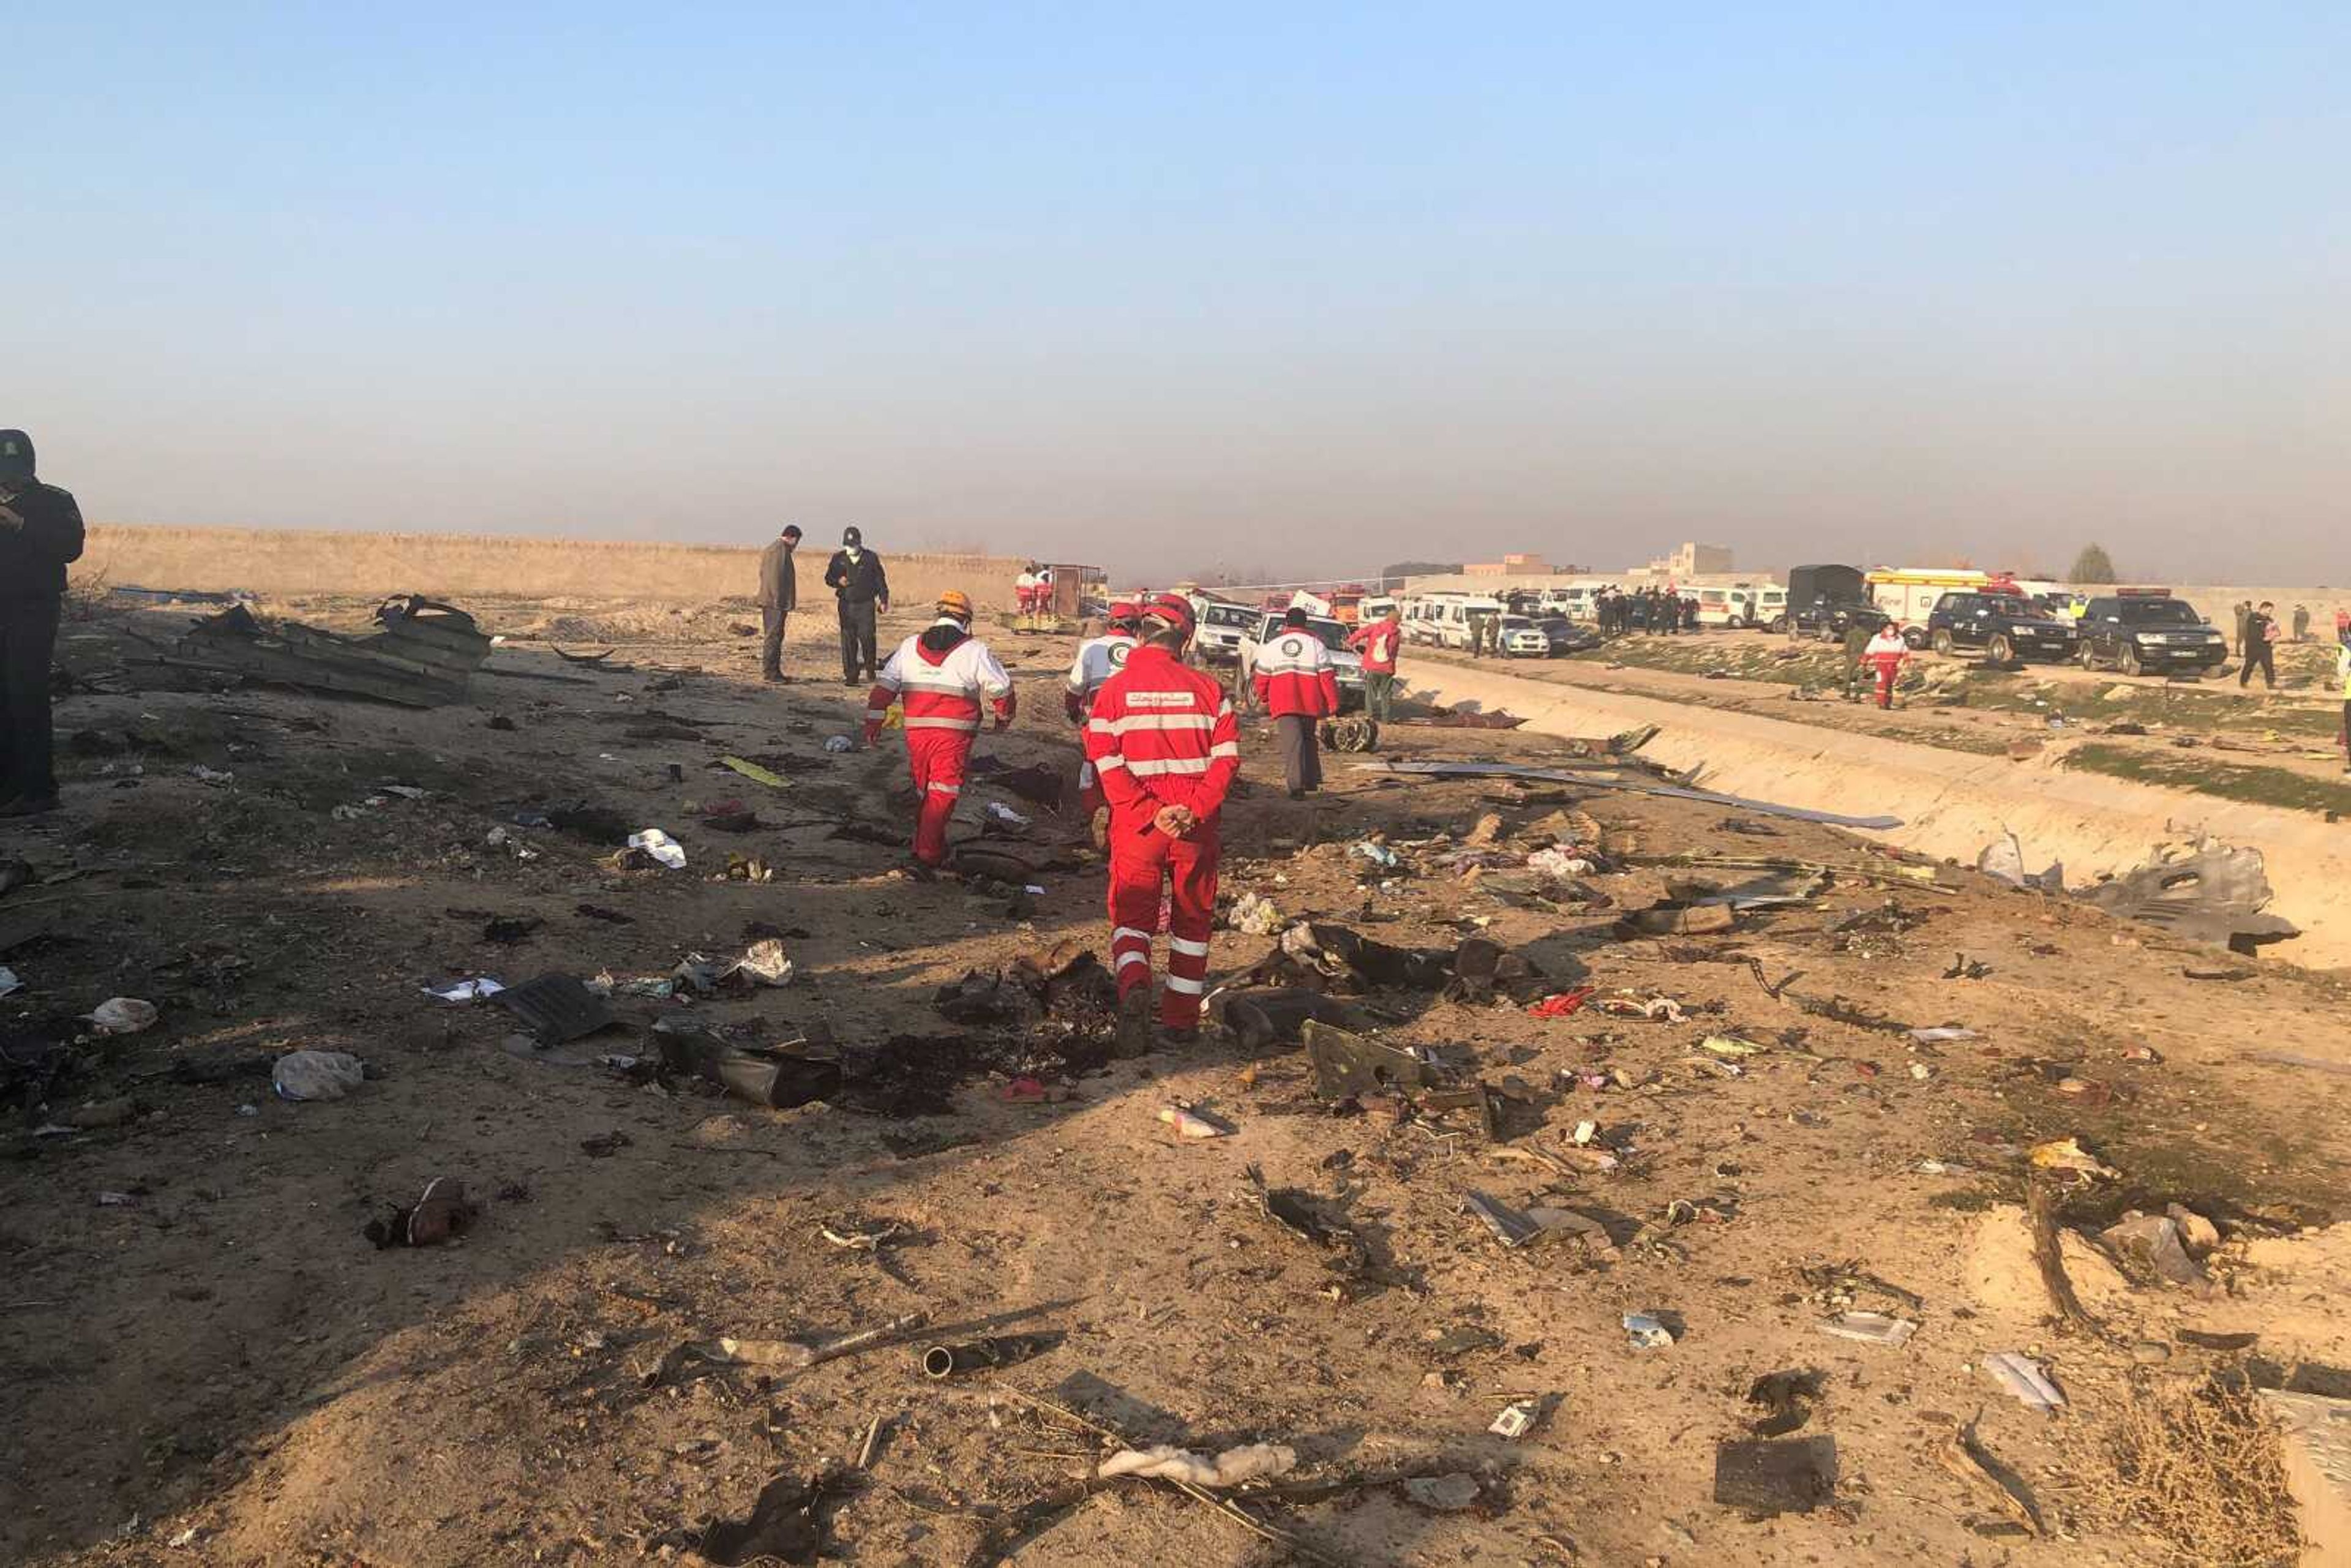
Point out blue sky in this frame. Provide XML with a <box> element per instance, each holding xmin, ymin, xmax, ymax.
<box><xmin>7</xmin><ymin>3</ymin><xmax>2346</xmax><ymax>580</ymax></box>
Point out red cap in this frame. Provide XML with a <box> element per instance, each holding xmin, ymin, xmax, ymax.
<box><xmin>1108</xmin><ymin>599</ymin><xmax>1141</xmax><ymax>625</ymax></box>
<box><xmin>1142</xmin><ymin>593</ymin><xmax>1196</xmax><ymax>637</ymax></box>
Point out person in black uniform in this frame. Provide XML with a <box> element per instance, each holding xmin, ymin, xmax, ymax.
<box><xmin>0</xmin><ymin>430</ymin><xmax>84</xmax><ymax>816</ymax></box>
<box><xmin>822</xmin><ymin>526</ymin><xmax>891</xmax><ymax>685</ymax></box>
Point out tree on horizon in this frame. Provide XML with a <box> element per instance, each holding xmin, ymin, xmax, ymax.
<box><xmin>2069</xmin><ymin>543</ymin><xmax>2119</xmax><ymax>584</ymax></box>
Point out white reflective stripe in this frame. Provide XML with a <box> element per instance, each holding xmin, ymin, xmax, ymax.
<box><xmin>1086</xmin><ymin>718</ymin><xmax>1114</xmax><ymax>735</ymax></box>
<box><xmin>1169</xmin><ymin>936</ymin><xmax>1210</xmax><ymax>957</ymax></box>
<box><xmin>863</xmin><ymin>709</ymin><xmax>888</xmax><ymax>722</ymax></box>
<box><xmin>1078</xmin><ymin>762</ymin><xmax>1097</xmax><ymax>787</ymax></box>
<box><xmin>1111</xmin><ymin>926</ymin><xmax>1153</xmax><ymax>946</ymax></box>
<box><xmin>1126</xmin><ymin>756</ymin><xmax>1211</xmax><ymax>778</ymax></box>
<box><xmin>1252</xmin><ymin>658</ymin><xmax>1321</xmax><ymax>677</ymax></box>
<box><xmin>1094</xmin><ymin>752</ymin><xmax>1127</xmax><ymax>771</ymax></box>
<box><xmin>1209</xmin><ymin>742</ymin><xmax>1239</xmax><ymax>759</ymax></box>
<box><xmin>1101</xmin><ymin>713</ymin><xmax>1213</xmax><ymax>734</ymax></box>
<box><xmin>1116</xmin><ymin>950</ymin><xmax>1150</xmax><ymax>971</ymax></box>
<box><xmin>1163</xmin><ymin>974</ymin><xmax>1205</xmax><ymax>996</ymax></box>
<box><xmin>898</xmin><ymin>670</ymin><xmax>980</xmax><ymax>695</ymax></box>
<box><xmin>928</xmin><ymin>782</ymin><xmax>961</xmax><ymax>796</ymax></box>
<box><xmin>1217</xmin><ymin>700</ymin><xmax>1234</xmax><ymax>717</ymax></box>
<box><xmin>904</xmin><ymin>716</ymin><xmax>980</xmax><ymax>731</ymax></box>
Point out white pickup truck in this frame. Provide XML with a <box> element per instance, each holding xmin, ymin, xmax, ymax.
<box><xmin>1234</xmin><ymin>611</ymin><xmax>1365</xmax><ymax>711</ymax></box>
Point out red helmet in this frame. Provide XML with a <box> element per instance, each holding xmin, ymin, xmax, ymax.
<box><xmin>1108</xmin><ymin>599</ymin><xmax>1141</xmax><ymax>628</ymax></box>
<box><xmin>1142</xmin><ymin>592</ymin><xmax>1196</xmax><ymax>638</ymax></box>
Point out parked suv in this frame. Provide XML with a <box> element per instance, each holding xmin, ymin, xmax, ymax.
<box><xmin>1789</xmin><ymin>593</ymin><xmax>1886</xmax><ymax>640</ymax></box>
<box><xmin>2075</xmin><ymin>591</ymin><xmax>2228</xmax><ymax>677</ymax></box>
<box><xmin>1191</xmin><ymin>601</ymin><xmax>1259</xmax><ymax>667</ymax></box>
<box><xmin>1926</xmin><ymin>592</ymin><xmax>2082</xmax><ymax>664</ymax></box>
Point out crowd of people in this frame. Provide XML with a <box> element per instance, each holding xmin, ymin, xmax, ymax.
<box><xmin>1593</xmin><ymin>586</ymin><xmax>1700</xmax><ymax>637</ymax></box>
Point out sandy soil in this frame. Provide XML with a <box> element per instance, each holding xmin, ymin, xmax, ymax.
<box><xmin>6</xmin><ymin>594</ymin><xmax>2350</xmax><ymax>1567</ymax></box>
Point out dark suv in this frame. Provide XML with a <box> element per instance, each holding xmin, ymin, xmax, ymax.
<box><xmin>2076</xmin><ymin>591</ymin><xmax>2227</xmax><ymax>677</ymax></box>
<box><xmin>1790</xmin><ymin>595</ymin><xmax>1885</xmax><ymax>640</ymax></box>
<box><xmin>1926</xmin><ymin>592</ymin><xmax>2082</xmax><ymax>664</ymax></box>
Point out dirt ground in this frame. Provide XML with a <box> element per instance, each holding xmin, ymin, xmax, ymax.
<box><xmin>8</xmin><ymin>591</ymin><xmax>2351</xmax><ymax>1567</ymax></box>
<box><xmin>1496</xmin><ymin>628</ymin><xmax>2351</xmax><ymax>801</ymax></box>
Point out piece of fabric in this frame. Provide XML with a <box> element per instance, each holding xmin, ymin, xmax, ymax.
<box><xmin>1275</xmin><ymin>713</ymin><xmax>1322</xmax><ymax>793</ymax></box>
<box><xmin>1085</xmin><ymin>645</ymin><xmax>1241</xmax><ymax>824</ymax></box>
<box><xmin>1106</xmin><ymin>811</ymin><xmax>1220</xmax><ymax>1028</ymax></box>
<box><xmin>0</xmin><ymin>595</ymin><xmax>62</xmax><ymax>800</ymax></box>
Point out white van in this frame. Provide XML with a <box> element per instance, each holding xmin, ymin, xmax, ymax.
<box><xmin>1433</xmin><ymin>595</ymin><xmax>1504</xmax><ymax>649</ymax></box>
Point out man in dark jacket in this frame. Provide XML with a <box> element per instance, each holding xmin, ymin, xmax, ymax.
<box><xmin>0</xmin><ymin>430</ymin><xmax>83</xmax><ymax>816</ymax></box>
<box><xmin>756</xmin><ymin>524</ymin><xmax>800</xmax><ymax>682</ymax></box>
<box><xmin>822</xmin><ymin>526</ymin><xmax>890</xmax><ymax>685</ymax></box>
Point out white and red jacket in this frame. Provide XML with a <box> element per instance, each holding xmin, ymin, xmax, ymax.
<box><xmin>1063</xmin><ymin>629</ymin><xmax>1137</xmax><ymax>722</ymax></box>
<box><xmin>865</xmin><ymin>620</ymin><xmax>1015</xmax><ymax>741</ymax></box>
<box><xmin>1348</xmin><ymin>618</ymin><xmax>1401</xmax><ymax>675</ymax></box>
<box><xmin>1086</xmin><ymin>645</ymin><xmax>1242</xmax><ymax>823</ymax></box>
<box><xmin>1251</xmin><ymin>627</ymin><xmax>1342</xmax><ymax>719</ymax></box>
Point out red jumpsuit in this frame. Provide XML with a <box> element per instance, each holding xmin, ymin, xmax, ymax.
<box><xmin>1084</xmin><ymin>645</ymin><xmax>1242</xmax><ymax>1030</ymax></box>
<box><xmin>1864</xmin><ymin>633</ymin><xmax>1909</xmax><ymax>710</ymax></box>
<box><xmin>864</xmin><ymin>621</ymin><xmax>1016</xmax><ymax>865</ymax></box>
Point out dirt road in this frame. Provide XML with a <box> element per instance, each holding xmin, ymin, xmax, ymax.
<box><xmin>3</xmin><ymin>592</ymin><xmax>2346</xmax><ymax>1566</ymax></box>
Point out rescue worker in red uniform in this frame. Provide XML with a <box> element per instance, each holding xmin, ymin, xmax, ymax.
<box><xmin>1252</xmin><ymin>607</ymin><xmax>1341</xmax><ymax>799</ymax></box>
<box><xmin>1085</xmin><ymin>594</ymin><xmax>1241</xmax><ymax>1055</ymax></box>
<box><xmin>1065</xmin><ymin>600</ymin><xmax>1140</xmax><ymax>833</ymax></box>
<box><xmin>863</xmin><ymin>590</ymin><xmax>1015</xmax><ymax>866</ymax></box>
<box><xmin>1864</xmin><ymin>620</ymin><xmax>1910</xmax><ymax>710</ymax></box>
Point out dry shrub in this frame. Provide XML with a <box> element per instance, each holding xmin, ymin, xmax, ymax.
<box><xmin>2074</xmin><ymin>1378</ymin><xmax>2301</xmax><ymax>1567</ymax></box>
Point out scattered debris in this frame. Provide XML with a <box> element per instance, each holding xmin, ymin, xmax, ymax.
<box><xmin>2077</xmin><ymin>841</ymin><xmax>2297</xmax><ymax>953</ymax></box>
<box><xmin>1464</xmin><ymin>1190</ymin><xmax>1544</xmax><ymax>1249</ymax></box>
<box><xmin>1360</xmin><ymin>759</ymin><xmax>1904</xmax><ymax>830</ymax></box>
<box><xmin>626</xmin><ymin>828</ymin><xmax>688</xmax><ymax>869</ymax></box>
<box><xmin>363</xmin><ymin>1176</ymin><xmax>478</xmax><ymax>1248</ymax></box>
<box><xmin>495</xmin><ymin>973</ymin><xmax>618</xmax><ymax>1044</ymax></box>
<box><xmin>1399</xmin><ymin>1472</ymin><xmax>1483</xmax><ymax>1511</ymax></box>
<box><xmin>2029</xmin><ymin>1136</ymin><xmax>2119</xmax><ymax>1180</ymax></box>
<box><xmin>1246</xmin><ymin>1164</ymin><xmax>1370</xmax><ymax>1280</ymax></box>
<box><xmin>272</xmin><ymin>1049</ymin><xmax>367</xmax><ymax>1102</ymax></box>
<box><xmin>1227</xmin><ymin>891</ymin><xmax>1286</xmax><ymax>936</ymax></box>
<box><xmin>1984</xmin><ymin>1351</ymin><xmax>2064</xmax><ymax>1412</ymax></box>
<box><xmin>920</xmin><ymin>1333</ymin><xmax>1062</xmax><ymax>1378</ymax></box>
<box><xmin>1490</xmin><ymin>1401</ymin><xmax>1542</xmax><ymax>1439</ymax></box>
<box><xmin>424</xmin><ymin>977</ymin><xmax>505</xmax><ymax>1003</ymax></box>
<box><xmin>1977</xmin><ymin>831</ymin><xmax>2064</xmax><ymax>893</ymax></box>
<box><xmin>656</xmin><ymin>1021</ymin><xmax>842</xmax><ymax>1110</ymax></box>
<box><xmin>1623</xmin><ymin>1312</ymin><xmax>1675</xmax><ymax>1349</ymax></box>
<box><xmin>1098</xmin><ymin>1443</ymin><xmax>1297</xmax><ymax>1488</ymax></box>
<box><xmin>1715</xmin><ymin>1436</ymin><xmax>1838</xmax><ymax>1518</ymax></box>
<box><xmin>2101</xmin><ymin>1211</ymin><xmax>2211</xmax><ymax>1289</ymax></box>
<box><xmin>1745</xmin><ymin>1369</ymin><xmax>1826</xmax><ymax>1436</ymax></box>
<box><xmin>84</xmin><ymin>997</ymin><xmax>159</xmax><ymax>1036</ymax></box>
<box><xmin>1158</xmin><ymin>1104</ymin><xmax>1230</xmax><ymax>1139</ymax></box>
<box><xmin>1303</xmin><ymin>1019</ymin><xmax>1436</xmax><ymax>1098</ymax></box>
<box><xmin>1818</xmin><ymin>1311</ymin><xmax>1916</xmax><ymax>1346</ymax></box>
<box><xmin>163</xmin><ymin>596</ymin><xmax>491</xmax><ymax>708</ymax></box>
<box><xmin>717</xmin><ymin>756</ymin><xmax>790</xmax><ymax>790</ymax></box>
<box><xmin>692</xmin><ymin>1469</ymin><xmax>844</xmax><ymax>1566</ymax></box>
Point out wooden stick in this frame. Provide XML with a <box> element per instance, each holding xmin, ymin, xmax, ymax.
<box><xmin>855</xmin><ymin>1414</ymin><xmax>888</xmax><ymax>1469</ymax></box>
<box><xmin>2025</xmin><ymin>1176</ymin><xmax>2100</xmax><ymax>1332</ymax></box>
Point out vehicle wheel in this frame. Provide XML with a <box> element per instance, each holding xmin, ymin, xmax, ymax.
<box><xmin>1987</xmin><ymin>633</ymin><xmax>2014</xmax><ymax>665</ymax></box>
<box><xmin>2122</xmin><ymin>647</ymin><xmax>2143</xmax><ymax>678</ymax></box>
<box><xmin>1932</xmin><ymin>629</ymin><xmax>1955</xmax><ymax>656</ymax></box>
<box><xmin>1769</xmin><ymin>615</ymin><xmax>1788</xmax><ymax>634</ymax></box>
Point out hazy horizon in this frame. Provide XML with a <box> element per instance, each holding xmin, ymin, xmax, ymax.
<box><xmin>10</xmin><ymin>6</ymin><xmax>2347</xmax><ymax>584</ymax></box>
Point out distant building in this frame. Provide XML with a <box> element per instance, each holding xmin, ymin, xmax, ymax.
<box><xmin>1640</xmin><ymin>542</ymin><xmax>1733</xmax><ymax>577</ymax></box>
<box><xmin>1463</xmin><ymin>552</ymin><xmax>1555</xmax><ymax>577</ymax></box>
